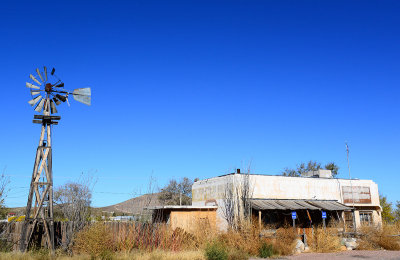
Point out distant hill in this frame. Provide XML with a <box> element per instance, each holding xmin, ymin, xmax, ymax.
<box><xmin>96</xmin><ymin>193</ymin><xmax>161</xmax><ymax>215</ymax></box>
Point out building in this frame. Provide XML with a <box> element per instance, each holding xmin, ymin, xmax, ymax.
<box><xmin>148</xmin><ymin>205</ymin><xmax>218</xmax><ymax>233</ymax></box>
<box><xmin>192</xmin><ymin>169</ymin><xmax>382</xmax><ymax>231</ymax></box>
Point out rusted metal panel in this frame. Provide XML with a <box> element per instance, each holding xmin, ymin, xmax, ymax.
<box><xmin>250</xmin><ymin>199</ymin><xmax>350</xmax><ymax>211</ymax></box>
<box><xmin>295</xmin><ymin>200</ymin><xmax>319</xmax><ymax>210</ymax></box>
<box><xmin>307</xmin><ymin>200</ymin><xmax>351</xmax><ymax>211</ymax></box>
<box><xmin>342</xmin><ymin>186</ymin><xmax>372</xmax><ymax>204</ymax></box>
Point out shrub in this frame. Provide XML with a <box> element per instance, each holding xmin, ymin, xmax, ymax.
<box><xmin>311</xmin><ymin>227</ymin><xmax>341</xmax><ymax>253</ymax></box>
<box><xmin>73</xmin><ymin>222</ymin><xmax>115</xmax><ymax>259</ymax></box>
<box><xmin>16</xmin><ymin>216</ymin><xmax>25</xmax><ymax>222</ymax></box>
<box><xmin>358</xmin><ymin>224</ymin><xmax>400</xmax><ymax>251</ymax></box>
<box><xmin>259</xmin><ymin>242</ymin><xmax>275</xmax><ymax>258</ymax></box>
<box><xmin>205</xmin><ymin>241</ymin><xmax>228</xmax><ymax>260</ymax></box>
<box><xmin>273</xmin><ymin>227</ymin><xmax>297</xmax><ymax>255</ymax></box>
<box><xmin>218</xmin><ymin>222</ymin><xmax>260</xmax><ymax>256</ymax></box>
<box><xmin>227</xmin><ymin>247</ymin><xmax>248</xmax><ymax>260</ymax></box>
<box><xmin>0</xmin><ymin>239</ymin><xmax>12</xmax><ymax>253</ymax></box>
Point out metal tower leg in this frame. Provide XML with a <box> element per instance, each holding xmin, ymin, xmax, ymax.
<box><xmin>20</xmin><ymin>99</ymin><xmax>56</xmax><ymax>252</ymax></box>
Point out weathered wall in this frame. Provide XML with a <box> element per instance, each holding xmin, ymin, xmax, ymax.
<box><xmin>192</xmin><ymin>174</ymin><xmax>382</xmax><ymax>230</ymax></box>
<box><xmin>170</xmin><ymin>210</ymin><xmax>216</xmax><ymax>232</ymax></box>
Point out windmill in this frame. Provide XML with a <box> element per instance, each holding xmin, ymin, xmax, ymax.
<box><xmin>20</xmin><ymin>67</ymin><xmax>91</xmax><ymax>252</ymax></box>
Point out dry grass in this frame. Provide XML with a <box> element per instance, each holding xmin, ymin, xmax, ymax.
<box><xmin>73</xmin><ymin>222</ymin><xmax>115</xmax><ymax>258</ymax></box>
<box><xmin>118</xmin><ymin>250</ymin><xmax>205</xmax><ymax>260</ymax></box>
<box><xmin>218</xmin><ymin>221</ymin><xmax>261</xmax><ymax>256</ymax></box>
<box><xmin>309</xmin><ymin>226</ymin><xmax>341</xmax><ymax>253</ymax></box>
<box><xmin>358</xmin><ymin>224</ymin><xmax>400</xmax><ymax>251</ymax></box>
<box><xmin>0</xmin><ymin>251</ymin><xmax>205</xmax><ymax>260</ymax></box>
<box><xmin>272</xmin><ymin>226</ymin><xmax>298</xmax><ymax>255</ymax></box>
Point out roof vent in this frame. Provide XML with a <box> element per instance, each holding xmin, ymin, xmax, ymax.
<box><xmin>303</xmin><ymin>169</ymin><xmax>332</xmax><ymax>178</ymax></box>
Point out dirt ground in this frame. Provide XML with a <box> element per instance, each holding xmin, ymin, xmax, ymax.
<box><xmin>251</xmin><ymin>250</ymin><xmax>400</xmax><ymax>260</ymax></box>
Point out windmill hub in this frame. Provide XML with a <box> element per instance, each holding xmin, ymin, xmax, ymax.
<box><xmin>45</xmin><ymin>83</ymin><xmax>52</xmax><ymax>92</ymax></box>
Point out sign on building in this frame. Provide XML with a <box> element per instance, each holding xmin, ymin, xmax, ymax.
<box><xmin>292</xmin><ymin>211</ymin><xmax>297</xmax><ymax>219</ymax></box>
<box><xmin>342</xmin><ymin>186</ymin><xmax>371</xmax><ymax>204</ymax></box>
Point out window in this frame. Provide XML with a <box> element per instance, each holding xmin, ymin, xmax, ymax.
<box><xmin>360</xmin><ymin>212</ymin><xmax>373</xmax><ymax>226</ymax></box>
<box><xmin>344</xmin><ymin>212</ymin><xmax>354</xmax><ymax>229</ymax></box>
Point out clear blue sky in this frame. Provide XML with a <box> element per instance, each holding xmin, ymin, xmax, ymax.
<box><xmin>1</xmin><ymin>1</ymin><xmax>399</xmax><ymax>207</ymax></box>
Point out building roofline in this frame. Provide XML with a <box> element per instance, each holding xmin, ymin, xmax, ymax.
<box><xmin>195</xmin><ymin>173</ymin><xmax>371</xmax><ymax>182</ymax></box>
<box><xmin>145</xmin><ymin>206</ymin><xmax>218</xmax><ymax>210</ymax></box>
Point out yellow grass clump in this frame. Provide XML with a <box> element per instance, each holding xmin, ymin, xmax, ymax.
<box><xmin>309</xmin><ymin>226</ymin><xmax>341</xmax><ymax>253</ymax></box>
<box><xmin>358</xmin><ymin>224</ymin><xmax>400</xmax><ymax>251</ymax></box>
<box><xmin>73</xmin><ymin>222</ymin><xmax>115</xmax><ymax>258</ymax></box>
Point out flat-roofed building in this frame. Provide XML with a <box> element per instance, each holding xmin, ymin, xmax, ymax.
<box><xmin>192</xmin><ymin>169</ymin><xmax>381</xmax><ymax>231</ymax></box>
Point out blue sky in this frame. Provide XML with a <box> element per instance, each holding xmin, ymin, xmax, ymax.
<box><xmin>1</xmin><ymin>1</ymin><xmax>399</xmax><ymax>207</ymax></box>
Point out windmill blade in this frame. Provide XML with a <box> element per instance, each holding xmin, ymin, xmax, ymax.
<box><xmin>50</xmin><ymin>100</ymin><xmax>58</xmax><ymax>114</ymax></box>
<box><xmin>53</xmin><ymin>97</ymin><xmax>61</xmax><ymax>105</ymax></box>
<box><xmin>36</xmin><ymin>68</ymin><xmax>44</xmax><ymax>82</ymax></box>
<box><xmin>31</xmin><ymin>91</ymin><xmax>41</xmax><ymax>96</ymax></box>
<box><xmin>28</xmin><ymin>95</ymin><xmax>42</xmax><ymax>106</ymax></box>
<box><xmin>54</xmin><ymin>83</ymin><xmax>64</xmax><ymax>88</ymax></box>
<box><xmin>34</xmin><ymin>98</ymin><xmax>45</xmax><ymax>112</ymax></box>
<box><xmin>56</xmin><ymin>94</ymin><xmax>67</xmax><ymax>102</ymax></box>
<box><xmin>51</xmin><ymin>68</ymin><xmax>55</xmax><ymax>75</ymax></box>
<box><xmin>30</xmin><ymin>74</ymin><xmax>42</xmax><ymax>85</ymax></box>
<box><xmin>72</xmin><ymin>88</ymin><xmax>91</xmax><ymax>106</ymax></box>
<box><xmin>44</xmin><ymin>66</ymin><xmax>48</xmax><ymax>81</ymax></box>
<box><xmin>26</xmin><ymin>82</ymin><xmax>40</xmax><ymax>89</ymax></box>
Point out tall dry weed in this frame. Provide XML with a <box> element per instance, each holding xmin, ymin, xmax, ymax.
<box><xmin>73</xmin><ymin>222</ymin><xmax>115</xmax><ymax>258</ymax></box>
<box><xmin>358</xmin><ymin>224</ymin><xmax>400</xmax><ymax>251</ymax></box>
<box><xmin>310</xmin><ymin>226</ymin><xmax>341</xmax><ymax>253</ymax></box>
<box><xmin>114</xmin><ymin>223</ymin><xmax>199</xmax><ymax>252</ymax></box>
<box><xmin>218</xmin><ymin>221</ymin><xmax>260</xmax><ymax>256</ymax></box>
<box><xmin>273</xmin><ymin>226</ymin><xmax>297</xmax><ymax>255</ymax></box>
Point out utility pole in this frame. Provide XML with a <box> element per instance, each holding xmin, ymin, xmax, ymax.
<box><xmin>346</xmin><ymin>142</ymin><xmax>357</xmax><ymax>232</ymax></box>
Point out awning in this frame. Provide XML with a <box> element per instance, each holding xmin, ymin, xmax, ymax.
<box><xmin>250</xmin><ymin>199</ymin><xmax>351</xmax><ymax>211</ymax></box>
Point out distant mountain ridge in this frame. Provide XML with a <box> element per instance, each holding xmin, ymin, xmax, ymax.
<box><xmin>96</xmin><ymin>193</ymin><xmax>161</xmax><ymax>214</ymax></box>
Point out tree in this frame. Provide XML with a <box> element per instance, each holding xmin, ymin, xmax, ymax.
<box><xmin>394</xmin><ymin>201</ymin><xmax>400</xmax><ymax>222</ymax></box>
<box><xmin>379</xmin><ymin>195</ymin><xmax>395</xmax><ymax>223</ymax></box>
<box><xmin>222</xmin><ymin>171</ymin><xmax>253</xmax><ymax>230</ymax></box>
<box><xmin>54</xmin><ymin>173</ymin><xmax>95</xmax><ymax>251</ymax></box>
<box><xmin>158</xmin><ymin>177</ymin><xmax>193</xmax><ymax>205</ymax></box>
<box><xmin>324</xmin><ymin>162</ymin><xmax>339</xmax><ymax>177</ymax></box>
<box><xmin>0</xmin><ymin>170</ymin><xmax>10</xmax><ymax>219</ymax></box>
<box><xmin>282</xmin><ymin>160</ymin><xmax>339</xmax><ymax>177</ymax></box>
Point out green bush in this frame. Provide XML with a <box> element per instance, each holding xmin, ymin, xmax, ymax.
<box><xmin>0</xmin><ymin>239</ymin><xmax>12</xmax><ymax>253</ymax></box>
<box><xmin>205</xmin><ymin>241</ymin><xmax>228</xmax><ymax>260</ymax></box>
<box><xmin>259</xmin><ymin>242</ymin><xmax>275</xmax><ymax>258</ymax></box>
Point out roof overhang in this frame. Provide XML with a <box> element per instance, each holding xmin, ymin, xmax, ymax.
<box><xmin>250</xmin><ymin>199</ymin><xmax>351</xmax><ymax>211</ymax></box>
<box><xmin>145</xmin><ymin>206</ymin><xmax>218</xmax><ymax>210</ymax></box>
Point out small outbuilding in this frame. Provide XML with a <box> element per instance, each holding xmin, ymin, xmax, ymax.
<box><xmin>147</xmin><ymin>205</ymin><xmax>218</xmax><ymax>233</ymax></box>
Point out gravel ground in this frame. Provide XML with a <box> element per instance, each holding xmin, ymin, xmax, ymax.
<box><xmin>250</xmin><ymin>250</ymin><xmax>400</xmax><ymax>260</ymax></box>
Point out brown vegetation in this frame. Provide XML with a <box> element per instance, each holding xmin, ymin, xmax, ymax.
<box><xmin>309</xmin><ymin>226</ymin><xmax>341</xmax><ymax>253</ymax></box>
<box><xmin>357</xmin><ymin>224</ymin><xmax>400</xmax><ymax>251</ymax></box>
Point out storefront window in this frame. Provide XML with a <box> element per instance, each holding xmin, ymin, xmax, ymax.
<box><xmin>360</xmin><ymin>212</ymin><xmax>372</xmax><ymax>226</ymax></box>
